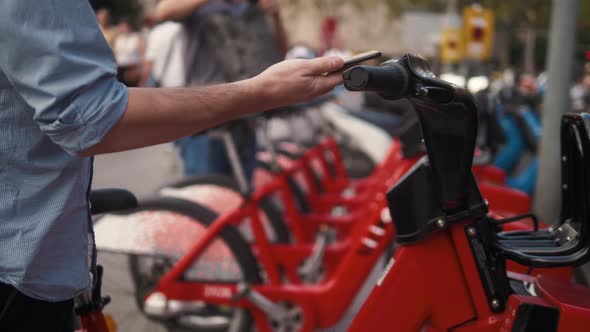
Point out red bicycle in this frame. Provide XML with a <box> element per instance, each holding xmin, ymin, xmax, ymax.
<box><xmin>92</xmin><ymin>53</ymin><xmax>570</xmax><ymax>331</ymax></box>
<box><xmin>93</xmin><ymin>55</ymin><xmax>580</xmax><ymax>332</ymax></box>
<box><xmin>344</xmin><ymin>54</ymin><xmax>590</xmax><ymax>331</ymax></box>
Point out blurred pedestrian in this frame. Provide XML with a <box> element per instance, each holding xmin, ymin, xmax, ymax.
<box><xmin>152</xmin><ymin>0</ymin><xmax>287</xmax><ymax>178</ymax></box>
<box><xmin>140</xmin><ymin>18</ymin><xmax>186</xmax><ymax>88</ymax></box>
<box><xmin>114</xmin><ymin>19</ymin><xmax>144</xmax><ymax>87</ymax></box>
<box><xmin>96</xmin><ymin>8</ymin><xmax>118</xmax><ymax>49</ymax></box>
<box><xmin>572</xmin><ymin>73</ymin><xmax>590</xmax><ymax>113</ymax></box>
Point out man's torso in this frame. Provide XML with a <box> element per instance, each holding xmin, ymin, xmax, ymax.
<box><xmin>0</xmin><ymin>72</ymin><xmax>92</xmax><ymax>301</ymax></box>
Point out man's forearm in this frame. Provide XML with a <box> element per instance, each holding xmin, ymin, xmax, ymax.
<box><xmin>81</xmin><ymin>80</ymin><xmax>261</xmax><ymax>156</ymax></box>
<box><xmin>80</xmin><ymin>56</ymin><xmax>344</xmax><ymax>157</ymax></box>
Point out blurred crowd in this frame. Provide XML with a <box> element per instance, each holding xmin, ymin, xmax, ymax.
<box><xmin>572</xmin><ymin>69</ymin><xmax>590</xmax><ymax>113</ymax></box>
<box><xmin>94</xmin><ymin>1</ymin><xmax>590</xmax><ymax>177</ymax></box>
<box><xmin>93</xmin><ymin>0</ymin><xmax>301</xmax><ymax>180</ymax></box>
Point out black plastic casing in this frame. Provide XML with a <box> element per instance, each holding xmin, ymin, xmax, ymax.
<box><xmin>387</xmin><ymin>62</ymin><xmax>488</xmax><ymax>244</ymax></box>
<box><xmin>387</xmin><ymin>157</ymin><xmax>487</xmax><ymax>244</ymax></box>
<box><xmin>344</xmin><ymin>53</ymin><xmax>488</xmax><ymax>244</ymax></box>
<box><xmin>342</xmin><ymin>62</ymin><xmax>409</xmax><ymax>99</ymax></box>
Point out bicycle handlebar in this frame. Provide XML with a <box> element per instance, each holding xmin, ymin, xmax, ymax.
<box><xmin>344</xmin><ymin>53</ymin><xmax>590</xmax><ymax>273</ymax></box>
<box><xmin>343</xmin><ymin>56</ymin><xmax>456</xmax><ymax>104</ymax></box>
<box><xmin>343</xmin><ymin>63</ymin><xmax>408</xmax><ymax>100</ymax></box>
<box><xmin>343</xmin><ymin>54</ymin><xmax>477</xmax><ymax>213</ymax></box>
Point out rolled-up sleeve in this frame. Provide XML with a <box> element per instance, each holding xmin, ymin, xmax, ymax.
<box><xmin>0</xmin><ymin>0</ymin><xmax>128</xmax><ymax>155</ymax></box>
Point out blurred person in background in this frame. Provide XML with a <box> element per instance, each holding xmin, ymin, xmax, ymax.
<box><xmin>114</xmin><ymin>19</ymin><xmax>144</xmax><ymax>87</ymax></box>
<box><xmin>518</xmin><ymin>73</ymin><xmax>542</xmax><ymax>107</ymax></box>
<box><xmin>571</xmin><ymin>73</ymin><xmax>590</xmax><ymax>113</ymax></box>
<box><xmin>140</xmin><ymin>17</ymin><xmax>186</xmax><ymax>88</ymax></box>
<box><xmin>518</xmin><ymin>74</ymin><xmax>538</xmax><ymax>96</ymax></box>
<box><xmin>151</xmin><ymin>0</ymin><xmax>288</xmax><ymax>178</ymax></box>
<box><xmin>96</xmin><ymin>8</ymin><xmax>118</xmax><ymax>49</ymax></box>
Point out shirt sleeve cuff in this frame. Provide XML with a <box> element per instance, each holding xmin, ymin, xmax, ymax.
<box><xmin>39</xmin><ymin>78</ymin><xmax>129</xmax><ymax>155</ymax></box>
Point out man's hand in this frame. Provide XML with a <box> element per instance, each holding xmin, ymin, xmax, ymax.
<box><xmin>250</xmin><ymin>56</ymin><xmax>345</xmax><ymax>110</ymax></box>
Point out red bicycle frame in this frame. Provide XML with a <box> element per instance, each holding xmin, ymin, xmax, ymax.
<box><xmin>141</xmin><ymin>167</ymin><xmax>567</xmax><ymax>332</ymax></box>
<box><xmin>257</xmin><ymin>135</ymin><xmax>529</xmax><ymax>222</ymax></box>
<box><xmin>136</xmin><ymin>128</ymin><xmax>546</xmax><ymax>332</ymax></box>
<box><xmin>348</xmin><ymin>220</ymin><xmax>589</xmax><ymax>331</ymax></box>
<box><xmin>147</xmin><ymin>183</ymin><xmax>393</xmax><ymax>331</ymax></box>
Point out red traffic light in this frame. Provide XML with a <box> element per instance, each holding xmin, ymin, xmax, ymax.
<box><xmin>472</xmin><ymin>27</ymin><xmax>485</xmax><ymax>41</ymax></box>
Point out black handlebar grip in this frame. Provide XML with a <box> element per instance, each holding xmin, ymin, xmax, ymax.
<box><xmin>343</xmin><ymin>63</ymin><xmax>409</xmax><ymax>100</ymax></box>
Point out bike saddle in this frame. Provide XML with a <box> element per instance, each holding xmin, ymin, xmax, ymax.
<box><xmin>493</xmin><ymin>113</ymin><xmax>590</xmax><ymax>267</ymax></box>
<box><xmin>90</xmin><ymin>189</ymin><xmax>138</xmax><ymax>215</ymax></box>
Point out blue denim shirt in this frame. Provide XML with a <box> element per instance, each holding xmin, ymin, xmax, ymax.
<box><xmin>0</xmin><ymin>0</ymin><xmax>128</xmax><ymax>301</ymax></box>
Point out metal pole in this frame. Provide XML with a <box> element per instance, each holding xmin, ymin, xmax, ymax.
<box><xmin>534</xmin><ymin>0</ymin><xmax>579</xmax><ymax>222</ymax></box>
<box><xmin>523</xmin><ymin>28</ymin><xmax>536</xmax><ymax>74</ymax></box>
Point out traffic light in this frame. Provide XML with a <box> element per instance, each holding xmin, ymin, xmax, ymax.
<box><xmin>463</xmin><ymin>5</ymin><xmax>495</xmax><ymax>61</ymax></box>
<box><xmin>440</xmin><ymin>27</ymin><xmax>464</xmax><ymax>63</ymax></box>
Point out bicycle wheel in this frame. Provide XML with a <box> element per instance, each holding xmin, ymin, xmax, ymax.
<box><xmin>160</xmin><ymin>174</ymin><xmax>290</xmax><ymax>244</ymax></box>
<box><xmin>117</xmin><ymin>197</ymin><xmax>261</xmax><ymax>332</ymax></box>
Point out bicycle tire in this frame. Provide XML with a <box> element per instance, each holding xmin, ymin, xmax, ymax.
<box><xmin>123</xmin><ymin>197</ymin><xmax>261</xmax><ymax>332</ymax></box>
<box><xmin>161</xmin><ymin>174</ymin><xmax>290</xmax><ymax>244</ymax></box>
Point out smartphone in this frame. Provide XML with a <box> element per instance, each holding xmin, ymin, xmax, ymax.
<box><xmin>342</xmin><ymin>50</ymin><xmax>382</xmax><ymax>71</ymax></box>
